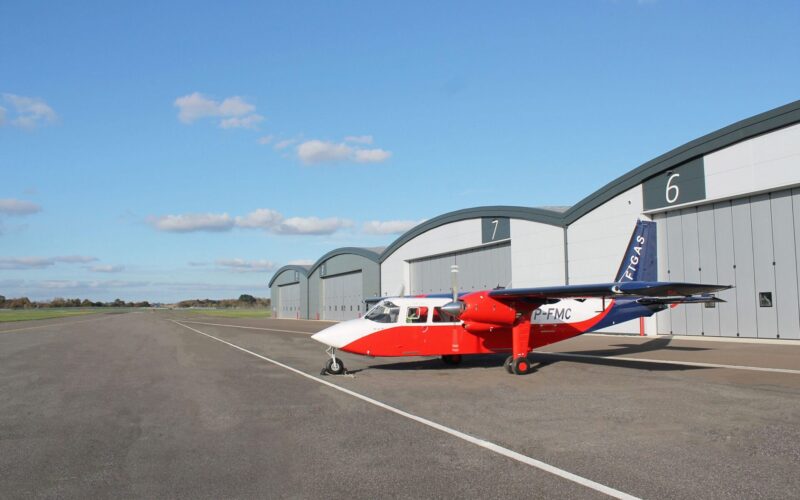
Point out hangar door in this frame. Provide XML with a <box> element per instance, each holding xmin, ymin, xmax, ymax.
<box><xmin>654</xmin><ymin>188</ymin><xmax>800</xmax><ymax>339</ymax></box>
<box><xmin>410</xmin><ymin>242</ymin><xmax>511</xmax><ymax>295</ymax></box>
<box><xmin>277</xmin><ymin>283</ymin><xmax>300</xmax><ymax>319</ymax></box>
<box><xmin>322</xmin><ymin>272</ymin><xmax>364</xmax><ymax>321</ymax></box>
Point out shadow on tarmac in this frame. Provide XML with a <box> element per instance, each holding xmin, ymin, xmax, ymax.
<box><xmin>367</xmin><ymin>338</ymin><xmax>707</xmax><ymax>374</ymax></box>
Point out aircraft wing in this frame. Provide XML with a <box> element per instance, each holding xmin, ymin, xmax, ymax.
<box><xmin>488</xmin><ymin>281</ymin><xmax>731</xmax><ymax>302</ymax></box>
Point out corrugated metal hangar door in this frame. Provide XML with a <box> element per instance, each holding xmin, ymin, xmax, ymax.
<box><xmin>654</xmin><ymin>188</ymin><xmax>800</xmax><ymax>339</ymax></box>
<box><xmin>322</xmin><ymin>272</ymin><xmax>363</xmax><ymax>321</ymax></box>
<box><xmin>409</xmin><ymin>242</ymin><xmax>511</xmax><ymax>295</ymax></box>
<box><xmin>277</xmin><ymin>283</ymin><xmax>300</xmax><ymax>319</ymax></box>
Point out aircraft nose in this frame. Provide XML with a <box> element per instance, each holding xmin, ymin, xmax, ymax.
<box><xmin>311</xmin><ymin>322</ymin><xmax>351</xmax><ymax>349</ymax></box>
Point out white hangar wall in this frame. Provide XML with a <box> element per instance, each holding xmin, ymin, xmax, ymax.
<box><xmin>381</xmin><ymin>219</ymin><xmax>481</xmax><ymax>296</ymax></box>
<box><xmin>566</xmin><ymin>185</ymin><xmax>645</xmax><ymax>285</ymax></box>
<box><xmin>380</xmin><ymin>215</ymin><xmax>565</xmax><ymax>298</ymax></box>
<box><xmin>704</xmin><ymin>122</ymin><xmax>800</xmax><ymax>201</ymax></box>
<box><xmin>509</xmin><ymin>220</ymin><xmax>565</xmax><ymax>287</ymax></box>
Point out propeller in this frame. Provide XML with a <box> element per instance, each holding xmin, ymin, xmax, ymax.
<box><xmin>451</xmin><ymin>264</ymin><xmax>458</xmax><ymax>302</ymax></box>
<box><xmin>441</xmin><ymin>264</ymin><xmax>465</xmax><ymax>318</ymax></box>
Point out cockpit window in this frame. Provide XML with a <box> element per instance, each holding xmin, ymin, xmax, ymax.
<box><xmin>365</xmin><ymin>301</ymin><xmax>400</xmax><ymax>323</ymax></box>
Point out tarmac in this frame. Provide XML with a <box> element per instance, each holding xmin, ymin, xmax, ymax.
<box><xmin>1</xmin><ymin>310</ymin><xmax>799</xmax><ymax>499</ymax></box>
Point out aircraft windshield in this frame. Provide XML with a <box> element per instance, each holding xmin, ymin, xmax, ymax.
<box><xmin>364</xmin><ymin>301</ymin><xmax>400</xmax><ymax>323</ymax></box>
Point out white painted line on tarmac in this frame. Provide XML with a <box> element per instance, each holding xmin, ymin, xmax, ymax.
<box><xmin>537</xmin><ymin>351</ymin><xmax>800</xmax><ymax>375</ymax></box>
<box><xmin>176</xmin><ymin>320</ymin><xmax>315</xmax><ymax>336</ymax></box>
<box><xmin>171</xmin><ymin>320</ymin><xmax>639</xmax><ymax>500</ymax></box>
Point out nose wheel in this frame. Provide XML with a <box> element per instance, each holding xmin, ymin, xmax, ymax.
<box><xmin>322</xmin><ymin>347</ymin><xmax>346</xmax><ymax>375</ymax></box>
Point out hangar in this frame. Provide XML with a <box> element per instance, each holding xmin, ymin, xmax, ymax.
<box><xmin>307</xmin><ymin>247</ymin><xmax>383</xmax><ymax>321</ymax></box>
<box><xmin>271</xmin><ymin>99</ymin><xmax>800</xmax><ymax>339</ymax></box>
<box><xmin>268</xmin><ymin>265</ymin><xmax>310</xmax><ymax>319</ymax></box>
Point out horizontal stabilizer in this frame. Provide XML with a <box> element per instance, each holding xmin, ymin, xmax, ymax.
<box><xmin>488</xmin><ymin>281</ymin><xmax>732</xmax><ymax>301</ymax></box>
<box><xmin>637</xmin><ymin>295</ymin><xmax>726</xmax><ymax>305</ymax></box>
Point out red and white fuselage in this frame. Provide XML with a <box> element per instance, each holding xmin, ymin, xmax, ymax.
<box><xmin>311</xmin><ymin>296</ymin><xmax>617</xmax><ymax>357</ymax></box>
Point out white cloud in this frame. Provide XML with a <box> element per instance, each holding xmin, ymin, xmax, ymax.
<box><xmin>354</xmin><ymin>148</ymin><xmax>392</xmax><ymax>163</ymax></box>
<box><xmin>0</xmin><ymin>106</ymin><xmax>6</xmax><ymax>125</ymax></box>
<box><xmin>88</xmin><ymin>264</ymin><xmax>125</xmax><ymax>273</ymax></box>
<box><xmin>362</xmin><ymin>219</ymin><xmax>421</xmax><ymax>235</ymax></box>
<box><xmin>273</xmin><ymin>216</ymin><xmax>353</xmax><ymax>235</ymax></box>
<box><xmin>297</xmin><ymin>140</ymin><xmax>353</xmax><ymax>164</ymax></box>
<box><xmin>148</xmin><ymin>213</ymin><xmax>235</xmax><ymax>232</ymax></box>
<box><xmin>220</xmin><ymin>114</ymin><xmax>264</xmax><ymax>129</ymax></box>
<box><xmin>287</xmin><ymin>259</ymin><xmax>314</xmax><ymax>265</ymax></box>
<box><xmin>234</xmin><ymin>208</ymin><xmax>283</xmax><ymax>229</ymax></box>
<box><xmin>215</xmin><ymin>258</ymin><xmax>276</xmax><ymax>273</ymax></box>
<box><xmin>257</xmin><ymin>134</ymin><xmax>274</xmax><ymax>145</ymax></box>
<box><xmin>174</xmin><ymin>92</ymin><xmax>262</xmax><ymax>129</ymax></box>
<box><xmin>344</xmin><ymin>135</ymin><xmax>373</xmax><ymax>144</ymax></box>
<box><xmin>0</xmin><ymin>198</ymin><xmax>41</xmax><ymax>215</ymax></box>
<box><xmin>0</xmin><ymin>255</ymin><xmax>97</xmax><ymax>269</ymax></box>
<box><xmin>1</xmin><ymin>94</ymin><xmax>58</xmax><ymax>129</ymax></box>
<box><xmin>296</xmin><ymin>138</ymin><xmax>392</xmax><ymax>165</ymax></box>
<box><xmin>274</xmin><ymin>138</ymin><xmax>297</xmax><ymax>150</ymax></box>
<box><xmin>217</xmin><ymin>96</ymin><xmax>256</xmax><ymax>116</ymax></box>
<box><xmin>54</xmin><ymin>255</ymin><xmax>98</xmax><ymax>264</ymax></box>
<box><xmin>0</xmin><ymin>257</ymin><xmax>54</xmax><ymax>269</ymax></box>
<box><xmin>149</xmin><ymin>209</ymin><xmax>352</xmax><ymax>236</ymax></box>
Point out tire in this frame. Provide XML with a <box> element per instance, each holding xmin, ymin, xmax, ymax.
<box><xmin>325</xmin><ymin>358</ymin><xmax>345</xmax><ymax>375</ymax></box>
<box><xmin>504</xmin><ymin>355</ymin><xmax>514</xmax><ymax>374</ymax></box>
<box><xmin>512</xmin><ymin>357</ymin><xmax>529</xmax><ymax>375</ymax></box>
<box><xmin>442</xmin><ymin>354</ymin><xmax>463</xmax><ymax>365</ymax></box>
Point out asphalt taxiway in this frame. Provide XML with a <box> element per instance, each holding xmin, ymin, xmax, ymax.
<box><xmin>2</xmin><ymin>311</ymin><xmax>799</xmax><ymax>498</ymax></box>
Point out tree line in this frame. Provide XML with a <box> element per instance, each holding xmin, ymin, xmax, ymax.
<box><xmin>175</xmin><ymin>294</ymin><xmax>270</xmax><ymax>309</ymax></box>
<box><xmin>0</xmin><ymin>296</ymin><xmax>152</xmax><ymax>309</ymax></box>
<box><xmin>0</xmin><ymin>294</ymin><xmax>270</xmax><ymax>310</ymax></box>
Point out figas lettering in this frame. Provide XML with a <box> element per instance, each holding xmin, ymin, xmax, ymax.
<box><xmin>622</xmin><ymin>234</ymin><xmax>646</xmax><ymax>281</ymax></box>
<box><xmin>533</xmin><ymin>307</ymin><xmax>572</xmax><ymax>321</ymax></box>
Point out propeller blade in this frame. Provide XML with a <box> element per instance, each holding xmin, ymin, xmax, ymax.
<box><xmin>451</xmin><ymin>264</ymin><xmax>459</xmax><ymax>302</ymax></box>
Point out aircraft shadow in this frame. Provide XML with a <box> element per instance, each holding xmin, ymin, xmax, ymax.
<box><xmin>559</xmin><ymin>336</ymin><xmax>709</xmax><ymax>357</ymax></box>
<box><xmin>368</xmin><ymin>338</ymin><xmax>708</xmax><ymax>374</ymax></box>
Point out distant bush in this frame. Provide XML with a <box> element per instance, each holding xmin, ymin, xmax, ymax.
<box><xmin>176</xmin><ymin>297</ymin><xmax>270</xmax><ymax>309</ymax></box>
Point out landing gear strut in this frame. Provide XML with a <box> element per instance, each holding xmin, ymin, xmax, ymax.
<box><xmin>507</xmin><ymin>309</ymin><xmax>534</xmax><ymax>375</ymax></box>
<box><xmin>323</xmin><ymin>346</ymin><xmax>345</xmax><ymax>375</ymax></box>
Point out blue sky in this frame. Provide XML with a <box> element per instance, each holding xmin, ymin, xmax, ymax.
<box><xmin>1</xmin><ymin>0</ymin><xmax>798</xmax><ymax>302</ymax></box>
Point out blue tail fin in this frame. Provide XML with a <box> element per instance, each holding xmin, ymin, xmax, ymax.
<box><xmin>614</xmin><ymin>220</ymin><xmax>657</xmax><ymax>282</ymax></box>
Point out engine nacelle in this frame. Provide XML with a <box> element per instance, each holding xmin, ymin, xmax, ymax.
<box><xmin>459</xmin><ymin>293</ymin><xmax>517</xmax><ymax>326</ymax></box>
<box><xmin>462</xmin><ymin>321</ymin><xmax>508</xmax><ymax>333</ymax></box>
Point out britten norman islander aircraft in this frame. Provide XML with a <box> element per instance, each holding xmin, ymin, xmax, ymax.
<box><xmin>311</xmin><ymin>221</ymin><xmax>731</xmax><ymax>375</ymax></box>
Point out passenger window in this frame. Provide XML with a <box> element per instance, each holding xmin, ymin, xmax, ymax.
<box><xmin>432</xmin><ymin>307</ymin><xmax>458</xmax><ymax>323</ymax></box>
<box><xmin>406</xmin><ymin>306</ymin><xmax>428</xmax><ymax>324</ymax></box>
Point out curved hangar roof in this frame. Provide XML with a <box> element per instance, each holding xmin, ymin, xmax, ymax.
<box><xmin>307</xmin><ymin>247</ymin><xmax>384</xmax><ymax>276</ymax></box>
<box><xmin>379</xmin><ymin>99</ymin><xmax>800</xmax><ymax>261</ymax></box>
<box><xmin>268</xmin><ymin>265</ymin><xmax>311</xmax><ymax>288</ymax></box>
<box><xmin>379</xmin><ymin>206</ymin><xmax>565</xmax><ymax>263</ymax></box>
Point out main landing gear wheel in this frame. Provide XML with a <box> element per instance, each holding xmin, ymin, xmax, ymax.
<box><xmin>441</xmin><ymin>354</ymin><xmax>463</xmax><ymax>365</ymax></box>
<box><xmin>512</xmin><ymin>357</ymin><xmax>530</xmax><ymax>375</ymax></box>
<box><xmin>504</xmin><ymin>355</ymin><xmax>514</xmax><ymax>374</ymax></box>
<box><xmin>325</xmin><ymin>357</ymin><xmax>345</xmax><ymax>375</ymax></box>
